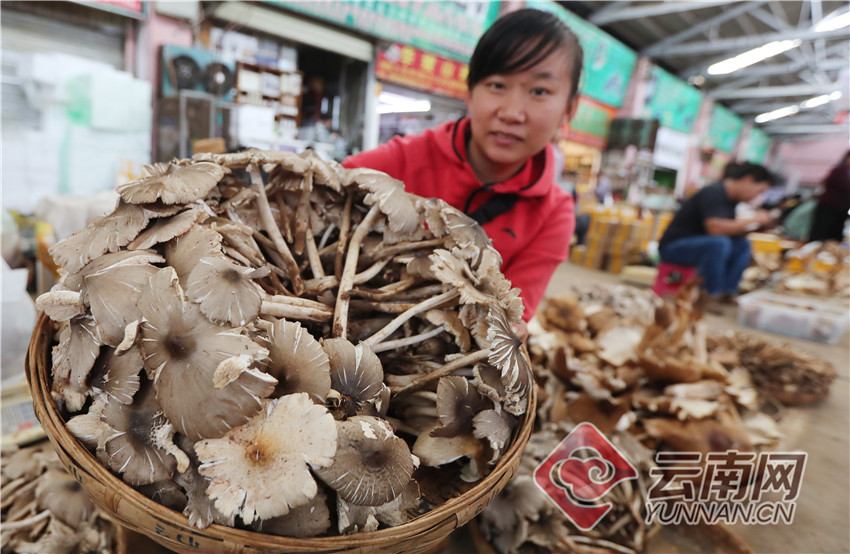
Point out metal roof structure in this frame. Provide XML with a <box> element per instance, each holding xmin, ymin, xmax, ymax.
<box><xmin>560</xmin><ymin>1</ymin><xmax>850</xmax><ymax>141</ymax></box>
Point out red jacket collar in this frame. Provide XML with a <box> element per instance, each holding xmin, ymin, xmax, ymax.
<box><xmin>433</xmin><ymin>117</ymin><xmax>556</xmax><ymax>198</ymax></box>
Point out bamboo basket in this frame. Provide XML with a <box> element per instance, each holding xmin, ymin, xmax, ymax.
<box><xmin>26</xmin><ymin>313</ymin><xmax>536</xmax><ymax>554</ymax></box>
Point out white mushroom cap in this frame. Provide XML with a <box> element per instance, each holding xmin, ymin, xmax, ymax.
<box><xmin>137</xmin><ymin>268</ymin><xmax>274</xmax><ymax>441</ymax></box>
<box><xmin>62</xmin><ymin>249</ymin><xmax>164</xmax><ymax>293</ymax></box>
<box><xmin>51</xmin><ymin>316</ymin><xmax>101</xmax><ymax>412</ymax></box>
<box><xmin>473</xmin><ymin>409</ymin><xmax>515</xmax><ymax>464</ymax></box>
<box><xmin>85</xmin><ymin>262</ymin><xmax>159</xmax><ymax>347</ymax></box>
<box><xmin>35</xmin><ymin>291</ymin><xmax>86</xmax><ymax>322</ymax></box>
<box><xmin>164</xmin><ymin>224</ymin><xmax>223</xmax><ymax>285</ymax></box>
<box><xmin>266</xmin><ymin>319</ymin><xmax>331</xmax><ymax>403</ymax></box>
<box><xmin>185</xmin><ymin>256</ymin><xmax>267</xmax><ymax>326</ymax></box>
<box><xmin>116</xmin><ymin>162</ymin><xmax>227</xmax><ymax>205</ymax></box>
<box><xmin>196</xmin><ymin>394</ymin><xmax>337</xmax><ymax>524</ymax></box>
<box><xmin>315</xmin><ymin>416</ymin><xmax>417</xmax><ymax>506</ymax></box>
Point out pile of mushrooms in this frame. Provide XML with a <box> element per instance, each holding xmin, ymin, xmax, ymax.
<box><xmin>1</xmin><ymin>442</ymin><xmax>117</xmax><ymax>553</ymax></box>
<box><xmin>478</xmin><ymin>423</ymin><xmax>659</xmax><ymax>554</ymax></box>
<box><xmin>35</xmin><ymin>150</ymin><xmax>531</xmax><ymax>536</ymax></box>
<box><xmin>741</xmin><ymin>240</ymin><xmax>849</xmax><ymax>296</ymax></box>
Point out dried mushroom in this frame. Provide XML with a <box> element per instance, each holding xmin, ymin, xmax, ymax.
<box><xmin>37</xmin><ymin>149</ymin><xmax>533</xmax><ymax>539</ymax></box>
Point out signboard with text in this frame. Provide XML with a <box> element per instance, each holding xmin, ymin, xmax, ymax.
<box><xmin>526</xmin><ymin>0</ymin><xmax>637</xmax><ymax>108</ymax></box>
<box><xmin>707</xmin><ymin>104</ymin><xmax>744</xmax><ymax>153</ymax></box>
<box><xmin>562</xmin><ymin>95</ymin><xmax>618</xmax><ymax>150</ymax></box>
<box><xmin>746</xmin><ymin>127</ymin><xmax>772</xmax><ymax>164</ymax></box>
<box><xmin>273</xmin><ymin>1</ymin><xmax>501</xmax><ymax>62</ymax></box>
<box><xmin>376</xmin><ymin>44</ymin><xmax>469</xmax><ymax>100</ymax></box>
<box><xmin>643</xmin><ymin>66</ymin><xmax>703</xmax><ymax>134</ymax></box>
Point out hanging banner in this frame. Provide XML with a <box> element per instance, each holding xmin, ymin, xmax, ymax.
<box><xmin>525</xmin><ymin>0</ymin><xmax>637</xmax><ymax>108</ymax></box>
<box><xmin>561</xmin><ymin>96</ymin><xmax>618</xmax><ymax>150</ymax></box>
<box><xmin>707</xmin><ymin>104</ymin><xmax>744</xmax><ymax>153</ymax></box>
<box><xmin>73</xmin><ymin>0</ymin><xmax>145</xmax><ymax>18</ymax></box>
<box><xmin>746</xmin><ymin>127</ymin><xmax>772</xmax><ymax>164</ymax></box>
<box><xmin>270</xmin><ymin>1</ymin><xmax>501</xmax><ymax>62</ymax></box>
<box><xmin>642</xmin><ymin>66</ymin><xmax>703</xmax><ymax>134</ymax></box>
<box><xmin>376</xmin><ymin>44</ymin><xmax>469</xmax><ymax>100</ymax></box>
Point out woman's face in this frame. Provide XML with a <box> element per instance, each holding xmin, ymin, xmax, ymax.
<box><xmin>466</xmin><ymin>48</ymin><xmax>578</xmax><ymax>182</ymax></box>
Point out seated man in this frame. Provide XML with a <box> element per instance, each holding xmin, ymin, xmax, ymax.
<box><xmin>659</xmin><ymin>162</ymin><xmax>777</xmax><ymax>308</ymax></box>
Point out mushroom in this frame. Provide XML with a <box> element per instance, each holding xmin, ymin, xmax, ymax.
<box><xmin>252</xmin><ymin>487</ymin><xmax>331</xmax><ymax>537</ymax></box>
<box><xmin>35</xmin><ymin>471</ymin><xmax>95</xmax><ymax>529</ymax></box>
<box><xmin>34</xmin><ymin>290</ymin><xmax>86</xmax><ymax>322</ymax></box>
<box><xmin>137</xmin><ymin>267</ymin><xmax>275</xmax><ymax>440</ymax></box>
<box><xmin>164</xmin><ymin>224</ymin><xmax>224</xmax><ymax>285</ymax></box>
<box><xmin>127</xmin><ymin>205</ymin><xmax>209</xmax><ymax>250</ymax></box>
<box><xmin>184</xmin><ymin>256</ymin><xmax>268</xmax><ymax>326</ymax></box>
<box><xmin>486</xmin><ymin>305</ymin><xmax>531</xmax><ymax>415</ymax></box>
<box><xmin>345</xmin><ymin>168</ymin><xmax>421</xmax><ymax>240</ymax></box>
<box><xmin>89</xmin><ymin>346</ymin><xmax>143</xmax><ymax>405</ymax></box>
<box><xmin>50</xmin><ymin>316</ymin><xmax>101</xmax><ymax>412</ymax></box>
<box><xmin>322</xmin><ymin>338</ymin><xmax>384</xmax><ymax>417</ymax></box>
<box><xmin>116</xmin><ymin>161</ymin><xmax>227</xmax><ymax>205</ymax></box>
<box><xmin>412</xmin><ymin>422</ymin><xmax>485</xmax><ymax>481</ymax></box>
<box><xmin>595</xmin><ymin>325</ymin><xmax>644</xmax><ymax>367</ymax></box>
<box><xmin>336</xmin><ymin>479</ymin><xmax>421</xmax><ymax>534</ymax></box>
<box><xmin>84</xmin><ymin>261</ymin><xmax>160</xmax><ymax>346</ymax></box>
<box><xmin>95</xmin><ymin>379</ymin><xmax>178</xmax><ymax>485</ymax></box>
<box><xmin>196</xmin><ymin>393</ymin><xmax>337</xmax><ymax>524</ymax></box>
<box><xmin>431</xmin><ymin>376</ymin><xmax>486</xmax><ymax>438</ymax></box>
<box><xmin>314</xmin><ymin>416</ymin><xmax>418</xmax><ymax>506</ymax></box>
<box><xmin>135</xmin><ymin>480</ymin><xmax>188</xmax><ymax>512</ymax></box>
<box><xmin>265</xmin><ymin>319</ymin><xmax>331</xmax><ymax>402</ymax></box>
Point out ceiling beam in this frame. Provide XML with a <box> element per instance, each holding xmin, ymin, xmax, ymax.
<box><xmin>589</xmin><ymin>1</ymin><xmax>730</xmax><ymax>25</ymax></box>
<box><xmin>711</xmin><ymin>83</ymin><xmax>830</xmax><ymax>99</ymax></box>
<box><xmin>761</xmin><ymin>123</ymin><xmax>849</xmax><ymax>134</ymax></box>
<box><xmin>652</xmin><ymin>26</ymin><xmax>849</xmax><ymax>57</ymax></box>
<box><xmin>705</xmin><ymin>56</ymin><xmax>848</xmax><ymax>79</ymax></box>
<box><xmin>642</xmin><ymin>1</ymin><xmax>769</xmax><ymax>56</ymax></box>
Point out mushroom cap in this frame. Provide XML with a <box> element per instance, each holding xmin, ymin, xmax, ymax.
<box><xmin>36</xmin><ymin>471</ymin><xmax>95</xmax><ymax>528</ymax></box>
<box><xmin>346</xmin><ymin>168</ymin><xmax>419</xmax><ymax>237</ymax></box>
<box><xmin>412</xmin><ymin>423</ymin><xmax>483</xmax><ymax>467</ymax></box>
<box><xmin>135</xmin><ymin>480</ymin><xmax>188</xmax><ymax>512</ymax></box>
<box><xmin>196</xmin><ymin>394</ymin><xmax>337</xmax><ymax>524</ymax></box>
<box><xmin>89</xmin><ymin>346</ymin><xmax>143</xmax><ymax>405</ymax></box>
<box><xmin>97</xmin><ymin>379</ymin><xmax>177</xmax><ymax>485</ymax></box>
<box><xmin>266</xmin><ymin>319</ymin><xmax>331</xmax><ymax>402</ymax></box>
<box><xmin>185</xmin><ymin>256</ymin><xmax>264</xmax><ymax>326</ymax></box>
<box><xmin>323</xmin><ymin>338</ymin><xmax>384</xmax><ymax>405</ymax></box>
<box><xmin>62</xmin><ymin>249</ymin><xmax>164</xmax><ymax>293</ymax></box>
<box><xmin>35</xmin><ymin>290</ymin><xmax>87</xmax><ymax>322</ymax></box>
<box><xmin>66</xmin><ymin>402</ymin><xmax>109</xmax><ymax>450</ymax></box>
<box><xmin>85</xmin><ymin>262</ymin><xmax>159</xmax><ymax>346</ymax></box>
<box><xmin>423</xmin><ymin>309</ymin><xmax>470</xmax><ymax>352</ymax></box>
<box><xmin>486</xmin><ymin>306</ymin><xmax>532</xmax><ymax>411</ymax></box>
<box><xmin>51</xmin><ymin>316</ymin><xmax>101</xmax><ymax>411</ymax></box>
<box><xmin>336</xmin><ymin>479</ymin><xmax>421</xmax><ymax>533</ymax></box>
<box><xmin>304</xmin><ymin>150</ymin><xmax>342</xmax><ymax>191</ymax></box>
<box><xmin>172</xmin><ymin>435</ymin><xmax>235</xmax><ymax>529</ymax></box>
<box><xmin>48</xmin><ymin>201</ymin><xmax>151</xmax><ymax>274</ymax></box>
<box><xmin>431</xmin><ymin>376</ymin><xmax>486</xmax><ymax>438</ymax></box>
<box><xmin>252</xmin><ymin>487</ymin><xmax>331</xmax><ymax>537</ymax></box>
<box><xmin>428</xmin><ymin>249</ymin><xmax>490</xmax><ymax>305</ymax></box>
<box><xmin>117</xmin><ymin>162</ymin><xmax>227</xmax><ymax>205</ymax></box>
<box><xmin>473</xmin><ymin>409</ymin><xmax>516</xmax><ymax>464</ymax></box>
<box><xmin>164</xmin><ymin>224</ymin><xmax>223</xmax><ymax>285</ymax></box>
<box><xmin>127</xmin><ymin>205</ymin><xmax>208</xmax><ymax>250</ymax></box>
<box><xmin>315</xmin><ymin>416</ymin><xmax>417</xmax><ymax>506</ymax></box>
<box><xmin>596</xmin><ymin>325</ymin><xmax>644</xmax><ymax>367</ymax></box>
<box><xmin>138</xmin><ymin>268</ymin><xmax>274</xmax><ymax>440</ymax></box>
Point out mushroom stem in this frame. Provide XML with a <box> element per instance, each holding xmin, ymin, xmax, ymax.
<box><xmin>0</xmin><ymin>509</ymin><xmax>50</xmax><ymax>532</ymax></box>
<box><xmin>363</xmin><ymin>289</ymin><xmax>459</xmax><ymax>347</ymax></box>
<box><xmin>361</xmin><ymin>237</ymin><xmax>446</xmax><ymax>264</ymax></box>
<box><xmin>349</xmin><ymin>300</ymin><xmax>417</xmax><ymax>314</ymax></box>
<box><xmin>252</xmin><ymin>231</ymin><xmax>294</xmax><ymax>279</ymax></box>
<box><xmin>347</xmin><ymin>278</ymin><xmax>418</xmax><ymax>301</ymax></box>
<box><xmin>219</xmin><ymin>187</ymin><xmax>257</xmax><ymax>211</ymax></box>
<box><xmin>391</xmin><ymin>284</ymin><xmax>447</xmax><ymax>301</ymax></box>
<box><xmin>318</xmin><ymin>223</ymin><xmax>335</xmax><ymax>250</ymax></box>
<box><xmin>222</xmin><ymin>245</ymin><xmax>253</xmax><ymax>268</ymax></box>
<box><xmin>384</xmin><ymin>416</ymin><xmax>422</xmax><ymax>437</ymax></box>
<box><xmin>303</xmin><ymin>259</ymin><xmax>389</xmax><ymax>296</ymax></box>
<box><xmin>305</xmin><ymin>227</ymin><xmax>325</xmax><ymax>279</ymax></box>
<box><xmin>371</xmin><ymin>325</ymin><xmax>445</xmax><ymax>354</ymax></box>
<box><xmin>261</xmin><ymin>301</ymin><xmax>332</xmax><ymax>322</ymax></box>
<box><xmin>293</xmin><ymin>173</ymin><xmax>313</xmax><ymax>255</ymax></box>
<box><xmin>249</xmin><ymin>164</ymin><xmax>303</xmax><ymax>294</ymax></box>
<box><xmin>225</xmin><ymin>234</ymin><xmax>268</xmax><ymax>268</ymax></box>
<box><xmin>266</xmin><ymin>294</ymin><xmax>332</xmax><ymax>311</ymax></box>
<box><xmin>333</xmin><ymin>204</ymin><xmax>381</xmax><ymax>338</ymax></box>
<box><xmin>335</xmin><ymin>194</ymin><xmax>353</xmax><ymax>280</ymax></box>
<box><xmin>390</xmin><ymin>349</ymin><xmax>490</xmax><ymax>397</ymax></box>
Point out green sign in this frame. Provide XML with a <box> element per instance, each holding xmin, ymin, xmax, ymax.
<box><xmin>642</xmin><ymin>66</ymin><xmax>704</xmax><ymax>134</ymax></box>
<box><xmin>707</xmin><ymin>104</ymin><xmax>743</xmax><ymax>153</ymax></box>
<box><xmin>270</xmin><ymin>1</ymin><xmax>501</xmax><ymax>62</ymax></box>
<box><xmin>746</xmin><ymin>127</ymin><xmax>771</xmax><ymax>164</ymax></box>
<box><xmin>526</xmin><ymin>0</ymin><xmax>637</xmax><ymax>108</ymax></box>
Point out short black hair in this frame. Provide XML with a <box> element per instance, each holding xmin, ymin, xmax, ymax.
<box><xmin>723</xmin><ymin>161</ymin><xmax>776</xmax><ymax>185</ymax></box>
<box><xmin>468</xmin><ymin>8</ymin><xmax>584</xmax><ymax>101</ymax></box>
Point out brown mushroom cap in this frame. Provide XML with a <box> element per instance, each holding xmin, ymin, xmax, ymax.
<box><xmin>116</xmin><ymin>161</ymin><xmax>227</xmax><ymax>205</ymax></box>
<box><xmin>127</xmin><ymin>205</ymin><xmax>208</xmax><ymax>250</ymax></box>
<box><xmin>265</xmin><ymin>319</ymin><xmax>331</xmax><ymax>402</ymax></box>
<box><xmin>336</xmin><ymin>479</ymin><xmax>421</xmax><ymax>533</ymax></box>
<box><xmin>185</xmin><ymin>256</ymin><xmax>266</xmax><ymax>326</ymax></box>
<box><xmin>431</xmin><ymin>376</ymin><xmax>486</xmax><ymax>438</ymax></box>
<box><xmin>51</xmin><ymin>316</ymin><xmax>101</xmax><ymax>412</ymax></box>
<box><xmin>36</xmin><ymin>471</ymin><xmax>95</xmax><ymax>528</ymax></box>
<box><xmin>138</xmin><ymin>268</ymin><xmax>275</xmax><ymax>440</ymax></box>
<box><xmin>473</xmin><ymin>409</ymin><xmax>516</xmax><ymax>464</ymax></box>
<box><xmin>89</xmin><ymin>346</ymin><xmax>143</xmax><ymax>405</ymax></box>
<box><xmin>486</xmin><ymin>306</ymin><xmax>531</xmax><ymax>415</ymax></box>
<box><xmin>196</xmin><ymin>394</ymin><xmax>337</xmax><ymax>524</ymax></box>
<box><xmin>85</xmin><ymin>262</ymin><xmax>159</xmax><ymax>346</ymax></box>
<box><xmin>323</xmin><ymin>338</ymin><xmax>384</xmax><ymax>406</ymax></box>
<box><xmin>252</xmin><ymin>487</ymin><xmax>331</xmax><ymax>538</ymax></box>
<box><xmin>97</xmin><ymin>379</ymin><xmax>177</xmax><ymax>486</ymax></box>
<box><xmin>62</xmin><ymin>249</ymin><xmax>164</xmax><ymax>293</ymax></box>
<box><xmin>135</xmin><ymin>480</ymin><xmax>188</xmax><ymax>512</ymax></box>
<box><xmin>346</xmin><ymin>168</ymin><xmax>419</xmax><ymax>237</ymax></box>
<box><xmin>164</xmin><ymin>224</ymin><xmax>223</xmax><ymax>285</ymax></box>
<box><xmin>314</xmin><ymin>416</ymin><xmax>418</xmax><ymax>506</ymax></box>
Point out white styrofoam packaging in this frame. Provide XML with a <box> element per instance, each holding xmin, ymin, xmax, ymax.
<box><xmin>737</xmin><ymin>290</ymin><xmax>850</xmax><ymax>344</ymax></box>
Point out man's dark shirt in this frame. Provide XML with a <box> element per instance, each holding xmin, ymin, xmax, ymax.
<box><xmin>660</xmin><ymin>181</ymin><xmax>737</xmax><ymax>247</ymax></box>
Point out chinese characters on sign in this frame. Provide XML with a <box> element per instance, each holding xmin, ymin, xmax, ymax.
<box><xmin>376</xmin><ymin>44</ymin><xmax>469</xmax><ymax>100</ymax></box>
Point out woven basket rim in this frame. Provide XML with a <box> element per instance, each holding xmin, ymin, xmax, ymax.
<box><xmin>26</xmin><ymin>312</ymin><xmax>536</xmax><ymax>550</ymax></box>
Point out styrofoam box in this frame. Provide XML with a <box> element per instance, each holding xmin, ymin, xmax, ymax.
<box><xmin>737</xmin><ymin>290</ymin><xmax>850</xmax><ymax>344</ymax></box>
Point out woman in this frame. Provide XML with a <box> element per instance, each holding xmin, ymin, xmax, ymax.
<box><xmin>809</xmin><ymin>150</ymin><xmax>850</xmax><ymax>243</ymax></box>
<box><xmin>344</xmin><ymin>9</ymin><xmax>583</xmax><ymax>330</ymax></box>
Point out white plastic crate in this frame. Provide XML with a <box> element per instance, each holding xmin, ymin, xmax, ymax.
<box><xmin>737</xmin><ymin>290</ymin><xmax>849</xmax><ymax>344</ymax></box>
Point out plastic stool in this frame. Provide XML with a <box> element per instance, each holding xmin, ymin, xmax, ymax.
<box><xmin>652</xmin><ymin>262</ymin><xmax>697</xmax><ymax>297</ymax></box>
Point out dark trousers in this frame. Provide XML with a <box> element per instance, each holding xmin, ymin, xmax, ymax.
<box><xmin>809</xmin><ymin>203</ymin><xmax>848</xmax><ymax>243</ymax></box>
<box><xmin>659</xmin><ymin>235</ymin><xmax>751</xmax><ymax>296</ymax></box>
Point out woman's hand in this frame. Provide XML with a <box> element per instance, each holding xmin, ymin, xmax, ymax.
<box><xmin>512</xmin><ymin>320</ymin><xmax>529</xmax><ymax>343</ymax></box>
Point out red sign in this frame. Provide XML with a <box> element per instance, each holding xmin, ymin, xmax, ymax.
<box><xmin>75</xmin><ymin>0</ymin><xmax>145</xmax><ymax>17</ymax></box>
<box><xmin>376</xmin><ymin>43</ymin><xmax>468</xmax><ymax>100</ymax></box>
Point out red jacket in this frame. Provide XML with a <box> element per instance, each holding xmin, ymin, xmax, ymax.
<box><xmin>344</xmin><ymin>117</ymin><xmax>574</xmax><ymax>321</ymax></box>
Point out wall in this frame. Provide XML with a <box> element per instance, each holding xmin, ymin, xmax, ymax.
<box><xmin>775</xmin><ymin>137</ymin><xmax>849</xmax><ymax>187</ymax></box>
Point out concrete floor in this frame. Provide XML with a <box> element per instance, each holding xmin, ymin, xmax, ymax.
<box><xmin>546</xmin><ymin>262</ymin><xmax>850</xmax><ymax>554</ymax></box>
